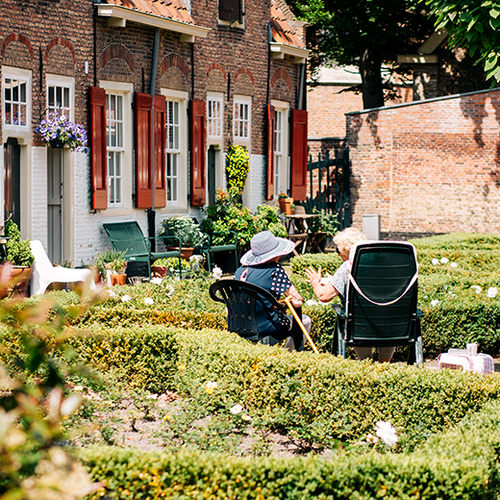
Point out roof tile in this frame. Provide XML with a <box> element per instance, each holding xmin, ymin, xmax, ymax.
<box><xmin>271</xmin><ymin>0</ymin><xmax>306</xmax><ymax>49</ymax></box>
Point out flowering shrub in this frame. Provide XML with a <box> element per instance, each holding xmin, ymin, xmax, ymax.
<box><xmin>36</xmin><ymin>113</ymin><xmax>88</xmax><ymax>153</ymax></box>
<box><xmin>225</xmin><ymin>144</ymin><xmax>249</xmax><ymax>193</ymax></box>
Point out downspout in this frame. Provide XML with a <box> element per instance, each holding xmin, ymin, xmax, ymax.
<box><xmin>297</xmin><ymin>62</ymin><xmax>305</xmax><ymax>110</ymax></box>
<box><xmin>148</xmin><ymin>28</ymin><xmax>160</xmax><ymax>246</ymax></box>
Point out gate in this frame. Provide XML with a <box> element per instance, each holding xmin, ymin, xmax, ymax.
<box><xmin>304</xmin><ymin>146</ymin><xmax>351</xmax><ymax>230</ymax></box>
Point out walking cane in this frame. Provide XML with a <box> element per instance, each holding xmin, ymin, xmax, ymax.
<box><xmin>284</xmin><ymin>296</ymin><xmax>319</xmax><ymax>354</ymax></box>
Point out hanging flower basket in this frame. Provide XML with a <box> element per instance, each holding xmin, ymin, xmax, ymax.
<box><xmin>36</xmin><ymin>113</ymin><xmax>88</xmax><ymax>153</ymax></box>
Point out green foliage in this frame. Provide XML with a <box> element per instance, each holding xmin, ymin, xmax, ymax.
<box><xmin>288</xmin><ymin>0</ymin><xmax>434</xmax><ymax>108</ymax></box>
<box><xmin>307</xmin><ymin>208</ymin><xmax>338</xmax><ymax>236</ymax></box>
<box><xmin>172</xmin><ymin>327</ymin><xmax>500</xmax><ymax>450</ymax></box>
<box><xmin>153</xmin><ymin>257</ymin><xmax>191</xmax><ymax>270</ymax></box>
<box><xmin>159</xmin><ymin>216</ymin><xmax>209</xmax><ymax>248</ymax></box>
<box><xmin>95</xmin><ymin>249</ymin><xmax>127</xmax><ymax>277</ymax></box>
<box><xmin>202</xmin><ymin>190</ymin><xmax>287</xmax><ymax>249</ymax></box>
<box><xmin>426</xmin><ymin>0</ymin><xmax>500</xmax><ymax>84</ymax></box>
<box><xmin>225</xmin><ymin>144</ymin><xmax>250</xmax><ymax>193</ymax></box>
<box><xmin>290</xmin><ymin>252</ymin><xmax>343</xmax><ymax>275</ymax></box>
<box><xmin>4</xmin><ymin>220</ymin><xmax>34</xmax><ymax>266</ymax></box>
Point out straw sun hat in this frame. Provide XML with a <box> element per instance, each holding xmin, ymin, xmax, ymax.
<box><xmin>240</xmin><ymin>231</ymin><xmax>294</xmax><ymax>266</ymax></box>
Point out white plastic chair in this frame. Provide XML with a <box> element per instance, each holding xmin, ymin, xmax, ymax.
<box><xmin>30</xmin><ymin>240</ymin><xmax>96</xmax><ymax>296</ymax></box>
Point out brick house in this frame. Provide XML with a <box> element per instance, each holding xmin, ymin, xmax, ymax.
<box><xmin>0</xmin><ymin>0</ymin><xmax>308</xmax><ymax>266</ymax></box>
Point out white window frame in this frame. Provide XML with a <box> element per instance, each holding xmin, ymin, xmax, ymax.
<box><xmin>46</xmin><ymin>76</ymin><xmax>74</xmax><ymax>120</ymax></box>
<box><xmin>233</xmin><ymin>95</ymin><xmax>251</xmax><ymax>148</ymax></box>
<box><xmin>99</xmin><ymin>81</ymin><xmax>133</xmax><ymax>213</ymax></box>
<box><xmin>207</xmin><ymin>94</ymin><xmax>223</xmax><ymax>141</ymax></box>
<box><xmin>106</xmin><ymin>92</ymin><xmax>125</xmax><ymax>208</ymax></box>
<box><xmin>271</xmin><ymin>100</ymin><xmax>289</xmax><ymax>199</ymax></box>
<box><xmin>161</xmin><ymin>89</ymin><xmax>188</xmax><ymax>211</ymax></box>
<box><xmin>2</xmin><ymin>66</ymin><xmax>32</xmax><ymax>142</ymax></box>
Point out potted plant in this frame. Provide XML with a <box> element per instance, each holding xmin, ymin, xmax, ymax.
<box><xmin>159</xmin><ymin>217</ymin><xmax>208</xmax><ymax>260</ymax></box>
<box><xmin>3</xmin><ymin>220</ymin><xmax>35</xmax><ymax>297</ymax></box>
<box><xmin>35</xmin><ymin>113</ymin><xmax>88</xmax><ymax>153</ymax></box>
<box><xmin>151</xmin><ymin>257</ymin><xmax>190</xmax><ymax>278</ymax></box>
<box><xmin>278</xmin><ymin>192</ymin><xmax>294</xmax><ymax>215</ymax></box>
<box><xmin>95</xmin><ymin>249</ymin><xmax>127</xmax><ymax>286</ymax></box>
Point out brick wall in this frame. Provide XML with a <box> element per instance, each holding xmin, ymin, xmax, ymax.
<box><xmin>346</xmin><ymin>88</ymin><xmax>500</xmax><ymax>237</ymax></box>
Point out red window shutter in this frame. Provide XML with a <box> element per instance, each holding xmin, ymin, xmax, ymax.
<box><xmin>266</xmin><ymin>105</ymin><xmax>275</xmax><ymax>200</ymax></box>
<box><xmin>154</xmin><ymin>94</ymin><xmax>166</xmax><ymax>208</ymax></box>
<box><xmin>290</xmin><ymin>109</ymin><xmax>308</xmax><ymax>201</ymax></box>
<box><xmin>90</xmin><ymin>86</ymin><xmax>107</xmax><ymax>210</ymax></box>
<box><xmin>190</xmin><ymin>99</ymin><xmax>206</xmax><ymax>207</ymax></box>
<box><xmin>135</xmin><ymin>92</ymin><xmax>153</xmax><ymax>209</ymax></box>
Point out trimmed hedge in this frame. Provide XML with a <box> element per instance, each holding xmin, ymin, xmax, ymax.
<box><xmin>0</xmin><ymin>325</ymin><xmax>179</xmax><ymax>394</ymax></box>
<box><xmin>172</xmin><ymin>327</ymin><xmax>500</xmax><ymax>449</ymax></box>
<box><xmin>78</xmin><ymin>399</ymin><xmax>500</xmax><ymax>499</ymax></box>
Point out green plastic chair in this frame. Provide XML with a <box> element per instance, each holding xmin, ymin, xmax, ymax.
<box><xmin>334</xmin><ymin>241</ymin><xmax>424</xmax><ymax>365</ymax></box>
<box><xmin>102</xmin><ymin>221</ymin><xmax>182</xmax><ymax>278</ymax></box>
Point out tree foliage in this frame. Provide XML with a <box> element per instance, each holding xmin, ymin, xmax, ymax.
<box><xmin>425</xmin><ymin>0</ymin><xmax>500</xmax><ymax>84</ymax></box>
<box><xmin>289</xmin><ymin>0</ymin><xmax>435</xmax><ymax>108</ymax></box>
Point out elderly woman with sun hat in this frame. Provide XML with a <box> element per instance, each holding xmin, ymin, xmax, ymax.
<box><xmin>235</xmin><ymin>231</ymin><xmax>311</xmax><ymax>352</ymax></box>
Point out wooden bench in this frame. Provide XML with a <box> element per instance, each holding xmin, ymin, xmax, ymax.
<box><xmin>102</xmin><ymin>221</ymin><xmax>182</xmax><ymax>279</ymax></box>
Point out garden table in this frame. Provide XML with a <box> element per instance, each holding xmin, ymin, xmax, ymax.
<box><xmin>284</xmin><ymin>214</ymin><xmax>321</xmax><ymax>255</ymax></box>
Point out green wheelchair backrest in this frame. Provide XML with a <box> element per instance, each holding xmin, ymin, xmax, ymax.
<box><xmin>346</xmin><ymin>241</ymin><xmax>419</xmax><ymax>347</ymax></box>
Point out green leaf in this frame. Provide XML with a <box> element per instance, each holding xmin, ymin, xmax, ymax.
<box><xmin>484</xmin><ymin>53</ymin><xmax>498</xmax><ymax>71</ymax></box>
<box><xmin>490</xmin><ymin>7</ymin><xmax>500</xmax><ymax>18</ymax></box>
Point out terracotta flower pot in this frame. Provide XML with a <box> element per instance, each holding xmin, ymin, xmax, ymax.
<box><xmin>167</xmin><ymin>247</ymin><xmax>194</xmax><ymax>260</ymax></box>
<box><xmin>110</xmin><ymin>273</ymin><xmax>127</xmax><ymax>286</ymax></box>
<box><xmin>279</xmin><ymin>198</ymin><xmax>293</xmax><ymax>215</ymax></box>
<box><xmin>151</xmin><ymin>265</ymin><xmax>169</xmax><ymax>278</ymax></box>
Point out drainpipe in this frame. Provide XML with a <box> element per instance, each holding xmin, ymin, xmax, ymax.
<box><xmin>148</xmin><ymin>28</ymin><xmax>160</xmax><ymax>248</ymax></box>
<box><xmin>297</xmin><ymin>62</ymin><xmax>305</xmax><ymax>110</ymax></box>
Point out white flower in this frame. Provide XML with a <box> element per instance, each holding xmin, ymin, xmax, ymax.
<box><xmin>430</xmin><ymin>299</ymin><xmax>440</xmax><ymax>307</ymax></box>
<box><xmin>241</xmin><ymin>414</ymin><xmax>252</xmax><ymax>421</ymax></box>
<box><xmin>375</xmin><ymin>421</ymin><xmax>398</xmax><ymax>447</ymax></box>
<box><xmin>151</xmin><ymin>277</ymin><xmax>162</xmax><ymax>284</ymax></box>
<box><xmin>60</xmin><ymin>394</ymin><xmax>82</xmax><ymax>417</ymax></box>
<box><xmin>230</xmin><ymin>404</ymin><xmax>244</xmax><ymax>414</ymax></box>
<box><xmin>144</xmin><ymin>297</ymin><xmax>154</xmax><ymax>305</ymax></box>
<box><xmin>121</xmin><ymin>294</ymin><xmax>132</xmax><ymax>302</ymax></box>
<box><xmin>73</xmin><ymin>385</ymin><xmax>84</xmax><ymax>392</ymax></box>
<box><xmin>147</xmin><ymin>394</ymin><xmax>159</xmax><ymax>399</ymax></box>
<box><xmin>487</xmin><ymin>287</ymin><xmax>498</xmax><ymax>298</ymax></box>
<box><xmin>306</xmin><ymin>299</ymin><xmax>319</xmax><ymax>306</ymax></box>
<box><xmin>212</xmin><ymin>266</ymin><xmax>223</xmax><ymax>279</ymax></box>
<box><xmin>366</xmin><ymin>433</ymin><xmax>379</xmax><ymax>444</ymax></box>
<box><xmin>471</xmin><ymin>285</ymin><xmax>482</xmax><ymax>295</ymax></box>
<box><xmin>106</xmin><ymin>289</ymin><xmax>117</xmax><ymax>298</ymax></box>
<box><xmin>450</xmin><ymin>262</ymin><xmax>458</xmax><ymax>268</ymax></box>
<box><xmin>165</xmin><ymin>284</ymin><xmax>175</xmax><ymax>296</ymax></box>
<box><xmin>190</xmin><ymin>254</ymin><xmax>203</xmax><ymax>263</ymax></box>
<box><xmin>431</xmin><ymin>258</ymin><xmax>439</xmax><ymax>265</ymax></box>
<box><xmin>204</xmin><ymin>381</ymin><xmax>218</xmax><ymax>394</ymax></box>
<box><xmin>440</xmin><ymin>257</ymin><xmax>449</xmax><ymax>264</ymax></box>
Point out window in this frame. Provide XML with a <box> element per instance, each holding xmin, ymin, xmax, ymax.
<box><xmin>233</xmin><ymin>96</ymin><xmax>251</xmax><ymax>142</ymax></box>
<box><xmin>106</xmin><ymin>93</ymin><xmax>124</xmax><ymax>206</ymax></box>
<box><xmin>48</xmin><ymin>84</ymin><xmax>71</xmax><ymax>118</ymax></box>
<box><xmin>166</xmin><ymin>99</ymin><xmax>180</xmax><ymax>205</ymax></box>
<box><xmin>274</xmin><ymin>109</ymin><xmax>283</xmax><ymax>198</ymax></box>
<box><xmin>207</xmin><ymin>96</ymin><xmax>223</xmax><ymax>140</ymax></box>
<box><xmin>219</xmin><ymin>0</ymin><xmax>242</xmax><ymax>23</ymax></box>
<box><xmin>2</xmin><ymin>68</ymin><xmax>31</xmax><ymax>130</ymax></box>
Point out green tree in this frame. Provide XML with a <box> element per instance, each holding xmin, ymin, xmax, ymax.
<box><xmin>289</xmin><ymin>0</ymin><xmax>435</xmax><ymax>108</ymax></box>
<box><xmin>425</xmin><ymin>0</ymin><xmax>500</xmax><ymax>84</ymax></box>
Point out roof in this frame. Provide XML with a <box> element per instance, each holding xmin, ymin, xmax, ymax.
<box><xmin>270</xmin><ymin>0</ymin><xmax>306</xmax><ymax>50</ymax></box>
<box><xmin>96</xmin><ymin>0</ymin><xmax>210</xmax><ymax>39</ymax></box>
<box><xmin>99</xmin><ymin>0</ymin><xmax>195</xmax><ymax>25</ymax></box>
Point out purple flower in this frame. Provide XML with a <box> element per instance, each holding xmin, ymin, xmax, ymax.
<box><xmin>36</xmin><ymin>113</ymin><xmax>88</xmax><ymax>153</ymax></box>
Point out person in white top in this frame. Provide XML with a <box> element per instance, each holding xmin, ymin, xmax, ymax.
<box><xmin>304</xmin><ymin>227</ymin><xmax>395</xmax><ymax>363</ymax></box>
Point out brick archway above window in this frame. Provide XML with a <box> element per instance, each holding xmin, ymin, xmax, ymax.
<box><xmin>271</xmin><ymin>67</ymin><xmax>291</xmax><ymax>93</ymax></box>
<box><xmin>161</xmin><ymin>53</ymin><xmax>189</xmax><ymax>80</ymax></box>
<box><xmin>100</xmin><ymin>44</ymin><xmax>134</xmax><ymax>71</ymax></box>
<box><xmin>207</xmin><ymin>63</ymin><xmax>226</xmax><ymax>81</ymax></box>
<box><xmin>45</xmin><ymin>38</ymin><xmax>76</xmax><ymax>65</ymax></box>
<box><xmin>1</xmin><ymin>33</ymin><xmax>33</xmax><ymax>59</ymax></box>
<box><xmin>234</xmin><ymin>68</ymin><xmax>255</xmax><ymax>86</ymax></box>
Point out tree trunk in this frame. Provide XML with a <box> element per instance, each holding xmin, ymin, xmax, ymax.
<box><xmin>359</xmin><ymin>46</ymin><xmax>384</xmax><ymax>109</ymax></box>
